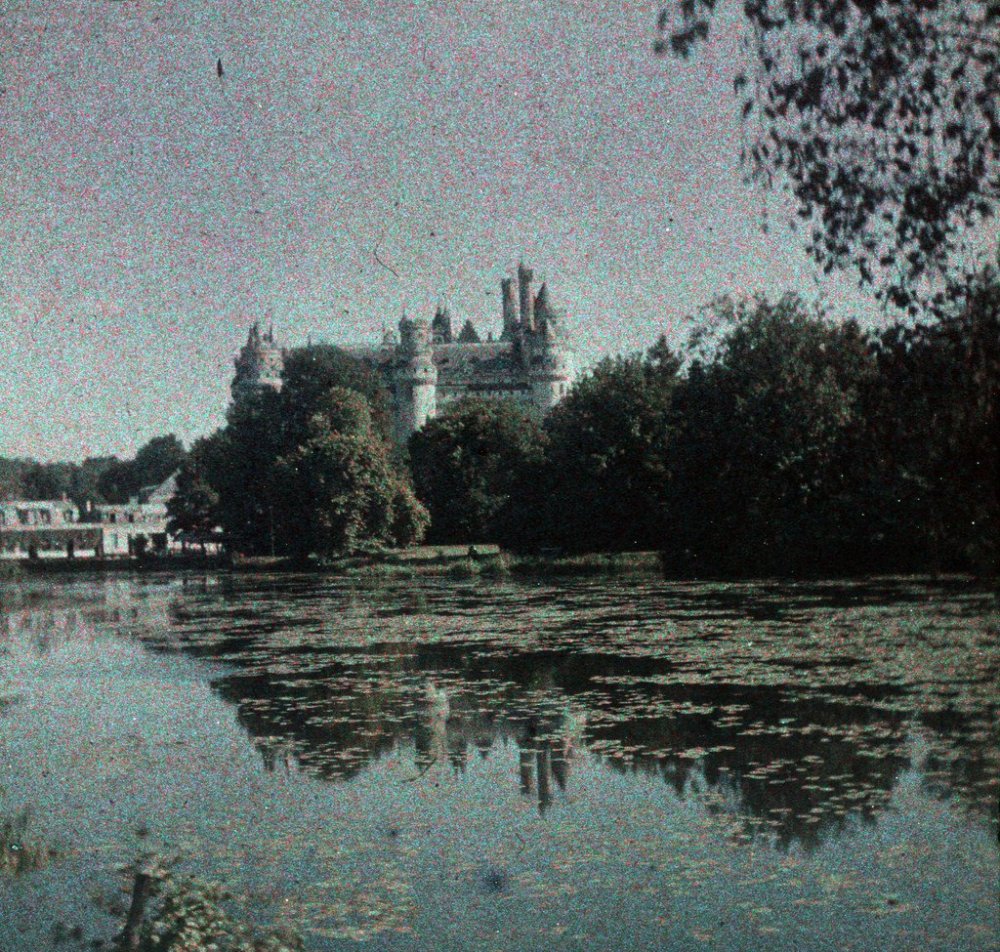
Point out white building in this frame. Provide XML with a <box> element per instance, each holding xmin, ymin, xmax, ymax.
<box><xmin>0</xmin><ymin>473</ymin><xmax>181</xmax><ymax>560</ymax></box>
<box><xmin>0</xmin><ymin>500</ymin><xmax>102</xmax><ymax>559</ymax></box>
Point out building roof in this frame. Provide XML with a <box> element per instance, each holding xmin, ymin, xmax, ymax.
<box><xmin>142</xmin><ymin>472</ymin><xmax>178</xmax><ymax>505</ymax></box>
<box><xmin>0</xmin><ymin>499</ymin><xmax>77</xmax><ymax>511</ymax></box>
<box><xmin>432</xmin><ymin>342</ymin><xmax>521</xmax><ymax>384</ymax></box>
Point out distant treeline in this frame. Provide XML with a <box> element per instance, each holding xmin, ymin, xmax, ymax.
<box><xmin>167</xmin><ymin>264</ymin><xmax>997</xmax><ymax>576</ymax></box>
<box><xmin>0</xmin><ymin>435</ymin><xmax>186</xmax><ymax>511</ymax></box>
<box><xmin>408</xmin><ymin>275</ymin><xmax>998</xmax><ymax>577</ymax></box>
<box><xmin>10</xmin><ymin>266</ymin><xmax>996</xmax><ymax>578</ymax></box>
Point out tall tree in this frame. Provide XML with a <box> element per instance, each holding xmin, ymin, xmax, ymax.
<box><xmin>664</xmin><ymin>296</ymin><xmax>876</xmax><ymax>574</ymax></box>
<box><xmin>275</xmin><ymin>389</ymin><xmax>428</xmax><ymax>557</ymax></box>
<box><xmin>205</xmin><ymin>389</ymin><xmax>286</xmax><ymax>554</ymax></box>
<box><xmin>166</xmin><ymin>439</ymin><xmax>222</xmax><ymax>548</ymax></box>
<box><xmin>280</xmin><ymin>345</ymin><xmax>391</xmax><ymax>445</ymax></box>
<box><xmin>97</xmin><ymin>435</ymin><xmax>186</xmax><ymax>503</ymax></box>
<box><xmin>540</xmin><ymin>338</ymin><xmax>681</xmax><ymax>552</ymax></box>
<box><xmin>408</xmin><ymin>398</ymin><xmax>546</xmax><ymax>544</ymax></box>
<box><xmin>867</xmin><ymin>259</ymin><xmax>1000</xmax><ymax>572</ymax></box>
<box><xmin>657</xmin><ymin>0</ymin><xmax>1000</xmax><ymax>312</ymax></box>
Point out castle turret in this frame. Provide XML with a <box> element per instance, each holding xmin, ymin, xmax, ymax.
<box><xmin>518</xmin><ymin>262</ymin><xmax>535</xmax><ymax>332</ymax></box>
<box><xmin>394</xmin><ymin>315</ymin><xmax>438</xmax><ymax>443</ymax></box>
<box><xmin>501</xmin><ymin>278</ymin><xmax>518</xmax><ymax>340</ymax></box>
<box><xmin>529</xmin><ymin>338</ymin><xmax>574</xmax><ymax>415</ymax></box>
<box><xmin>534</xmin><ymin>283</ymin><xmax>553</xmax><ymax>339</ymax></box>
<box><xmin>232</xmin><ymin>322</ymin><xmax>284</xmax><ymax>402</ymax></box>
<box><xmin>525</xmin><ymin>278</ymin><xmax>574</xmax><ymax>413</ymax></box>
<box><xmin>432</xmin><ymin>306</ymin><xmax>453</xmax><ymax>344</ymax></box>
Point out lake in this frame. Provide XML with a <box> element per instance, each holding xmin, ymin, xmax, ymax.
<box><xmin>0</xmin><ymin>572</ymin><xmax>997</xmax><ymax>950</ymax></box>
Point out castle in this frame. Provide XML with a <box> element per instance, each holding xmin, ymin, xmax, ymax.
<box><xmin>232</xmin><ymin>263</ymin><xmax>576</xmax><ymax>444</ymax></box>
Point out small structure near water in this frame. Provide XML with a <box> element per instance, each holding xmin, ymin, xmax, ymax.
<box><xmin>0</xmin><ymin>474</ymin><xmax>180</xmax><ymax>561</ymax></box>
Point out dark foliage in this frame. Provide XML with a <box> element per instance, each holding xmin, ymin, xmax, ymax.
<box><xmin>275</xmin><ymin>389</ymin><xmax>427</xmax><ymax>557</ymax></box>
<box><xmin>408</xmin><ymin>275</ymin><xmax>997</xmax><ymax>576</ymax></box>
<box><xmin>864</xmin><ymin>264</ymin><xmax>1000</xmax><ymax>572</ymax></box>
<box><xmin>205</xmin><ymin>389</ymin><xmax>287</xmax><ymax>554</ymax></box>
<box><xmin>0</xmin><ymin>455</ymin><xmax>117</xmax><ymax>512</ymax></box>
<box><xmin>661</xmin><ymin>281</ymin><xmax>998</xmax><ymax>576</ymax></box>
<box><xmin>97</xmin><ymin>435</ymin><xmax>186</xmax><ymax>504</ymax></box>
<box><xmin>191</xmin><ymin>348</ymin><xmax>426</xmax><ymax>557</ymax></box>
<box><xmin>408</xmin><ymin>398</ymin><xmax>546</xmax><ymax>545</ymax></box>
<box><xmin>663</xmin><ymin>295</ymin><xmax>878</xmax><ymax>575</ymax></box>
<box><xmin>656</xmin><ymin>0</ymin><xmax>1000</xmax><ymax>313</ymax></box>
<box><xmin>166</xmin><ymin>442</ymin><xmax>221</xmax><ymax>544</ymax></box>
<box><xmin>280</xmin><ymin>345</ymin><xmax>391</xmax><ymax>445</ymax></box>
<box><xmin>536</xmin><ymin>338</ymin><xmax>681</xmax><ymax>553</ymax></box>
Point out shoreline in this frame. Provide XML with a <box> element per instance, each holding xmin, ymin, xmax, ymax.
<box><xmin>0</xmin><ymin>547</ymin><xmax>665</xmax><ymax>580</ymax></box>
<box><xmin>2</xmin><ymin>550</ymin><xmax>993</xmax><ymax>587</ymax></box>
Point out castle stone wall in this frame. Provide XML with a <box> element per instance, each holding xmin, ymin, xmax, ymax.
<box><xmin>231</xmin><ymin>263</ymin><xmax>575</xmax><ymax>444</ymax></box>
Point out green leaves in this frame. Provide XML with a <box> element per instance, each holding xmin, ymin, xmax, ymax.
<box><xmin>539</xmin><ymin>338</ymin><xmax>681</xmax><ymax>553</ymax></box>
<box><xmin>409</xmin><ymin>398</ymin><xmax>545</xmax><ymax>545</ymax></box>
<box><xmin>133</xmin><ymin>871</ymin><xmax>304</xmax><ymax>952</ymax></box>
<box><xmin>98</xmin><ymin>436</ymin><xmax>187</xmax><ymax>505</ymax></box>
<box><xmin>664</xmin><ymin>295</ymin><xmax>878</xmax><ymax>574</ymax></box>
<box><xmin>274</xmin><ymin>390</ymin><xmax>428</xmax><ymax>557</ymax></box>
<box><xmin>198</xmin><ymin>350</ymin><xmax>427</xmax><ymax>558</ymax></box>
<box><xmin>656</xmin><ymin>0</ymin><xmax>1000</xmax><ymax>314</ymax></box>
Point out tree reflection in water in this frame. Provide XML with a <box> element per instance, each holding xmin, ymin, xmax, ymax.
<box><xmin>134</xmin><ymin>573</ymin><xmax>1000</xmax><ymax>850</ymax></box>
<box><xmin>1</xmin><ymin>573</ymin><xmax>997</xmax><ymax>950</ymax></box>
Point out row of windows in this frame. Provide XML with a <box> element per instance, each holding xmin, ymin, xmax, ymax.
<box><xmin>0</xmin><ymin>508</ymin><xmax>76</xmax><ymax>527</ymax></box>
<box><xmin>395</xmin><ymin>383</ymin><xmax>570</xmax><ymax>404</ymax></box>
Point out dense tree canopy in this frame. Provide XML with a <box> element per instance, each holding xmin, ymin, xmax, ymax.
<box><xmin>204</xmin><ymin>388</ymin><xmax>288</xmax><ymax>553</ymax></box>
<box><xmin>656</xmin><ymin>0</ymin><xmax>1000</xmax><ymax>312</ymax></box>
<box><xmin>539</xmin><ymin>338</ymin><xmax>681</xmax><ymax>552</ymax></box>
<box><xmin>408</xmin><ymin>398</ymin><xmax>546</xmax><ymax>544</ymax></box>
<box><xmin>280</xmin><ymin>345</ymin><xmax>391</xmax><ymax>445</ymax></box>
<box><xmin>276</xmin><ymin>389</ymin><xmax>427</xmax><ymax>557</ymax></box>
<box><xmin>664</xmin><ymin>295</ymin><xmax>877</xmax><ymax>574</ymax></box>
<box><xmin>1</xmin><ymin>454</ymin><xmax>124</xmax><ymax>511</ymax></box>
<box><xmin>866</xmin><ymin>259</ymin><xmax>1000</xmax><ymax>571</ymax></box>
<box><xmin>178</xmin><ymin>348</ymin><xmax>426</xmax><ymax>558</ymax></box>
<box><xmin>97</xmin><ymin>435</ymin><xmax>186</xmax><ymax>503</ymax></box>
<box><xmin>166</xmin><ymin>441</ymin><xmax>221</xmax><ymax>545</ymax></box>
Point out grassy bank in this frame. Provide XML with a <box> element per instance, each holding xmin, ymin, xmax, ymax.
<box><xmin>507</xmin><ymin>550</ymin><xmax>662</xmax><ymax>577</ymax></box>
<box><xmin>0</xmin><ymin>547</ymin><xmax>665</xmax><ymax>582</ymax></box>
<box><xmin>320</xmin><ymin>547</ymin><xmax>663</xmax><ymax>581</ymax></box>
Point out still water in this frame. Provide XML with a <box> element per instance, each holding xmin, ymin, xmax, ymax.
<box><xmin>0</xmin><ymin>573</ymin><xmax>997</xmax><ymax>950</ymax></box>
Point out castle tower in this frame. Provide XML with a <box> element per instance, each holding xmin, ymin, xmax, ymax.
<box><xmin>529</xmin><ymin>338</ymin><xmax>575</xmax><ymax>415</ymax></box>
<box><xmin>500</xmin><ymin>277</ymin><xmax>518</xmax><ymax>340</ymax></box>
<box><xmin>518</xmin><ymin>262</ymin><xmax>535</xmax><ymax>332</ymax></box>
<box><xmin>534</xmin><ymin>283</ymin><xmax>553</xmax><ymax>339</ymax></box>
<box><xmin>432</xmin><ymin>305</ymin><xmax>453</xmax><ymax>344</ymax></box>
<box><xmin>394</xmin><ymin>315</ymin><xmax>438</xmax><ymax>443</ymax></box>
<box><xmin>232</xmin><ymin>322</ymin><xmax>284</xmax><ymax>402</ymax></box>
<box><xmin>526</xmin><ymin>280</ymin><xmax>574</xmax><ymax>413</ymax></box>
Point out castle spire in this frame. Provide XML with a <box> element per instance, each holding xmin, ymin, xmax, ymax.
<box><xmin>518</xmin><ymin>262</ymin><xmax>535</xmax><ymax>332</ymax></box>
<box><xmin>501</xmin><ymin>277</ymin><xmax>518</xmax><ymax>340</ymax></box>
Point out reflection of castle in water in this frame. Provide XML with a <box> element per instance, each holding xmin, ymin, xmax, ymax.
<box><xmin>224</xmin><ymin>665</ymin><xmax>584</xmax><ymax>817</ymax></box>
<box><xmin>182</xmin><ymin>618</ymin><xmax>997</xmax><ymax>848</ymax></box>
<box><xmin>4</xmin><ymin>576</ymin><xmax>996</xmax><ymax>879</ymax></box>
<box><xmin>9</xmin><ymin>577</ymin><xmax>990</xmax><ymax>851</ymax></box>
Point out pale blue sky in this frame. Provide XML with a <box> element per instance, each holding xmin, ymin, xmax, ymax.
<box><xmin>2</xmin><ymin>0</ymin><xmax>887</xmax><ymax>461</ymax></box>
